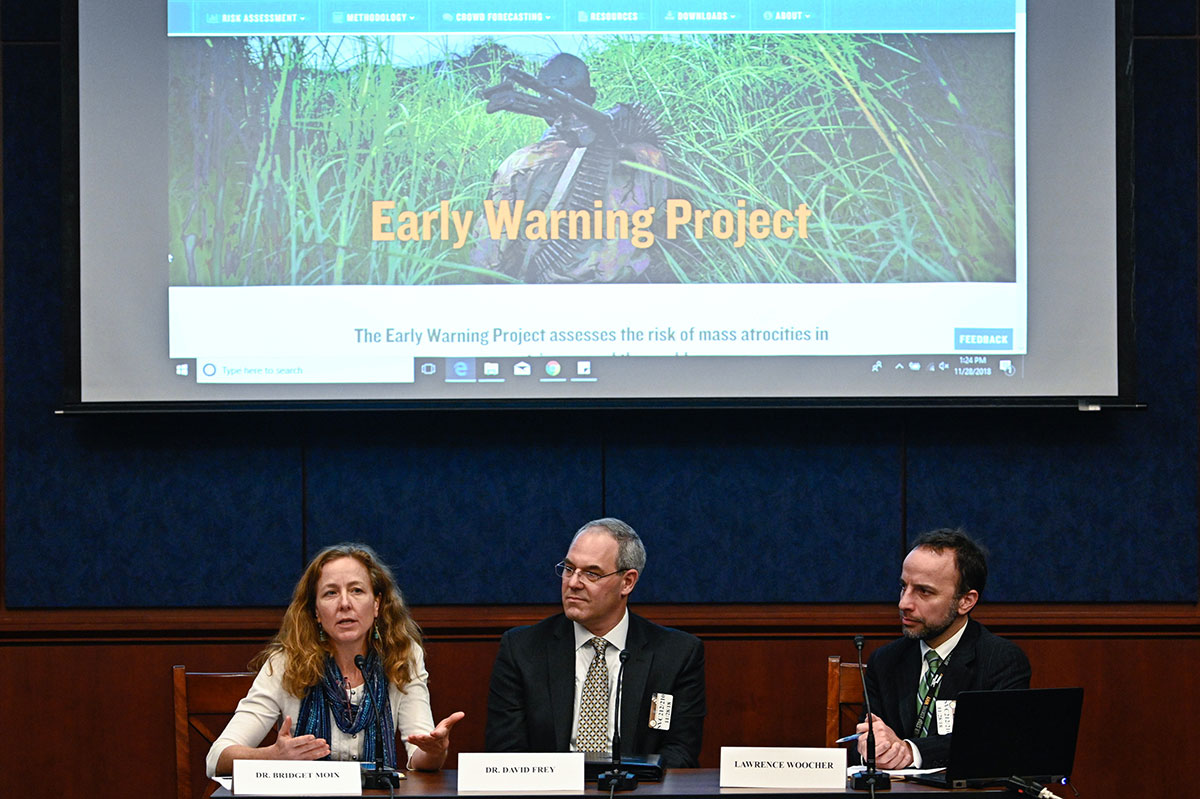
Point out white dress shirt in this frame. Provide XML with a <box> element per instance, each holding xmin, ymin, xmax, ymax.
<box><xmin>907</xmin><ymin>620</ymin><xmax>969</xmax><ymax>767</ymax></box>
<box><xmin>568</xmin><ymin>609</ymin><xmax>630</xmax><ymax>753</ymax></box>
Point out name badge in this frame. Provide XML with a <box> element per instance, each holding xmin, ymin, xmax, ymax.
<box><xmin>232</xmin><ymin>760</ymin><xmax>360</xmax><ymax>795</ymax></box>
<box><xmin>649</xmin><ymin>692</ymin><xmax>673</xmax><ymax>730</ymax></box>
<box><xmin>720</xmin><ymin>747</ymin><xmax>847</xmax><ymax>789</ymax></box>
<box><xmin>457</xmin><ymin>752</ymin><xmax>584</xmax><ymax>791</ymax></box>
<box><xmin>936</xmin><ymin>699</ymin><xmax>957</xmax><ymax>734</ymax></box>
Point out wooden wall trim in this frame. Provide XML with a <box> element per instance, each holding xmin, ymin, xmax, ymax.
<box><xmin>3</xmin><ymin>620</ymin><xmax>1195</xmax><ymax>799</ymax></box>
<box><xmin>3</xmin><ymin>602</ymin><xmax>1199</xmax><ymax>642</ymax></box>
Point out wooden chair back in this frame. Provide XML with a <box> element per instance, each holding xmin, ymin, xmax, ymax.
<box><xmin>173</xmin><ymin>665</ymin><xmax>256</xmax><ymax>799</ymax></box>
<box><xmin>825</xmin><ymin>655</ymin><xmax>866</xmax><ymax>747</ymax></box>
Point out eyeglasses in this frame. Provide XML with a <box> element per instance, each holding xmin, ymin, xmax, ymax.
<box><xmin>555</xmin><ymin>561</ymin><xmax>627</xmax><ymax>583</ymax></box>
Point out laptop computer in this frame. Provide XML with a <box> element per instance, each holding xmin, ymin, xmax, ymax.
<box><xmin>909</xmin><ymin>687</ymin><xmax>1083</xmax><ymax>789</ymax></box>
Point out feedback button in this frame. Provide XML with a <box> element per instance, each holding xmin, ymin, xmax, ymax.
<box><xmin>954</xmin><ymin>328</ymin><xmax>1013</xmax><ymax>350</ymax></box>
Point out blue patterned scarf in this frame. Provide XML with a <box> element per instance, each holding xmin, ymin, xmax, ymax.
<box><xmin>296</xmin><ymin>651</ymin><xmax>397</xmax><ymax>768</ymax></box>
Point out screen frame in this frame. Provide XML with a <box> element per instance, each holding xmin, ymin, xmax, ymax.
<box><xmin>58</xmin><ymin>0</ymin><xmax>1139</xmax><ymax>414</ymax></box>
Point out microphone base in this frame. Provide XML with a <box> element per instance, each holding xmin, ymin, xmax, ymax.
<box><xmin>850</xmin><ymin>769</ymin><xmax>892</xmax><ymax>791</ymax></box>
<box><xmin>597</xmin><ymin>770</ymin><xmax>638</xmax><ymax>792</ymax></box>
<box><xmin>361</xmin><ymin>766</ymin><xmax>403</xmax><ymax>789</ymax></box>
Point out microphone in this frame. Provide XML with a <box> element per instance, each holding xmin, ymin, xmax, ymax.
<box><xmin>597</xmin><ymin>650</ymin><xmax>637</xmax><ymax>792</ymax></box>
<box><xmin>613</xmin><ymin>650</ymin><xmax>628</xmax><ymax>765</ymax></box>
<box><xmin>850</xmin><ymin>635</ymin><xmax>891</xmax><ymax>793</ymax></box>
<box><xmin>355</xmin><ymin>654</ymin><xmax>400</xmax><ymax>790</ymax></box>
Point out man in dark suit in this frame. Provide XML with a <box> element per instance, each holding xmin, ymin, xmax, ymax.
<box><xmin>485</xmin><ymin>518</ymin><xmax>705</xmax><ymax>768</ymax></box>
<box><xmin>858</xmin><ymin>529</ymin><xmax>1031</xmax><ymax>769</ymax></box>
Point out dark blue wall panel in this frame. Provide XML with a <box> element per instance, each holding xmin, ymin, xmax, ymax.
<box><xmin>304</xmin><ymin>416</ymin><xmax>602</xmax><ymax>604</ymax></box>
<box><xmin>1</xmin><ymin>0</ymin><xmax>61</xmax><ymax>43</ymax></box>
<box><xmin>904</xmin><ymin>410</ymin><xmax>1197</xmax><ymax>602</ymax></box>
<box><xmin>4</xmin><ymin>418</ymin><xmax>305</xmax><ymax>607</ymax></box>
<box><xmin>604</xmin><ymin>412</ymin><xmax>902</xmax><ymax>602</ymax></box>
<box><xmin>1134</xmin><ymin>1</ymin><xmax>1195</xmax><ymax>37</ymax></box>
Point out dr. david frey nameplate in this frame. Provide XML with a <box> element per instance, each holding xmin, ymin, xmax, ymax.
<box><xmin>458</xmin><ymin>752</ymin><xmax>585</xmax><ymax>791</ymax></box>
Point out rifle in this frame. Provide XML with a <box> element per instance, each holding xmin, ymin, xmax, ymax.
<box><xmin>481</xmin><ymin>65</ymin><xmax>616</xmax><ymax>147</ymax></box>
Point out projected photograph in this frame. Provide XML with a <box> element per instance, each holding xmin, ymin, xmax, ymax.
<box><xmin>168</xmin><ymin>32</ymin><xmax>1015</xmax><ymax>287</ymax></box>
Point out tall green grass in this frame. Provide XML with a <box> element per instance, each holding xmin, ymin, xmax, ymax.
<box><xmin>169</xmin><ymin>33</ymin><xmax>1014</xmax><ymax>286</ymax></box>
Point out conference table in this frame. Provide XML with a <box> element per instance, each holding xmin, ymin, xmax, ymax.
<box><xmin>212</xmin><ymin>768</ymin><xmax>1005</xmax><ymax>797</ymax></box>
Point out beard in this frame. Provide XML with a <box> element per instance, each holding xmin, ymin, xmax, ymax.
<box><xmin>901</xmin><ymin>601</ymin><xmax>960</xmax><ymax>641</ymax></box>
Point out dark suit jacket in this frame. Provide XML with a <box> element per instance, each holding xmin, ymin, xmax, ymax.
<box><xmin>485</xmin><ymin>611</ymin><xmax>706</xmax><ymax>768</ymax></box>
<box><xmin>864</xmin><ymin>618</ymin><xmax>1031</xmax><ymax>767</ymax></box>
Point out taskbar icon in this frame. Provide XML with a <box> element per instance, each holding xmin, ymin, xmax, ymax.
<box><xmin>416</xmin><ymin>358</ymin><xmax>600</xmax><ymax>384</ymax></box>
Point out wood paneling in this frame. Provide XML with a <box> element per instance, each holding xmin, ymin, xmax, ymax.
<box><xmin>1</xmin><ymin>606</ymin><xmax>1197</xmax><ymax>799</ymax></box>
<box><xmin>4</xmin><ymin>601</ymin><xmax>1199</xmax><ymax>639</ymax></box>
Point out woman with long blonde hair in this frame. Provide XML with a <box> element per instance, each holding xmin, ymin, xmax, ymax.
<box><xmin>206</xmin><ymin>543</ymin><xmax>463</xmax><ymax>777</ymax></box>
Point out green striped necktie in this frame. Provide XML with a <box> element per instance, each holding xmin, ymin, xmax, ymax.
<box><xmin>915</xmin><ymin>650</ymin><xmax>942</xmax><ymax>737</ymax></box>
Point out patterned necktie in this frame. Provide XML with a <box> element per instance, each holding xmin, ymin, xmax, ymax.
<box><xmin>915</xmin><ymin>649</ymin><xmax>942</xmax><ymax>737</ymax></box>
<box><xmin>577</xmin><ymin>637</ymin><xmax>610</xmax><ymax>753</ymax></box>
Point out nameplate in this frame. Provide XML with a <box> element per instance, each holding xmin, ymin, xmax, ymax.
<box><xmin>232</xmin><ymin>760</ymin><xmax>361</xmax><ymax>795</ymax></box>
<box><xmin>719</xmin><ymin>746</ymin><xmax>847</xmax><ymax>789</ymax></box>
<box><xmin>457</xmin><ymin>752</ymin><xmax>584</xmax><ymax>791</ymax></box>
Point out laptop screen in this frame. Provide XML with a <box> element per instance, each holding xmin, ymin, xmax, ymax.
<box><xmin>946</xmin><ymin>687</ymin><xmax>1084</xmax><ymax>784</ymax></box>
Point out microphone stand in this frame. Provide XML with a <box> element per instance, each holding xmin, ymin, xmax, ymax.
<box><xmin>598</xmin><ymin>651</ymin><xmax>637</xmax><ymax>792</ymax></box>
<box><xmin>355</xmin><ymin>655</ymin><xmax>401</xmax><ymax>790</ymax></box>
<box><xmin>850</xmin><ymin>635</ymin><xmax>891</xmax><ymax>794</ymax></box>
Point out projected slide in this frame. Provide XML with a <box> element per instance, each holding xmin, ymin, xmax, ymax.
<box><xmin>162</xmin><ymin>1</ymin><xmax>1024</xmax><ymax>390</ymax></box>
